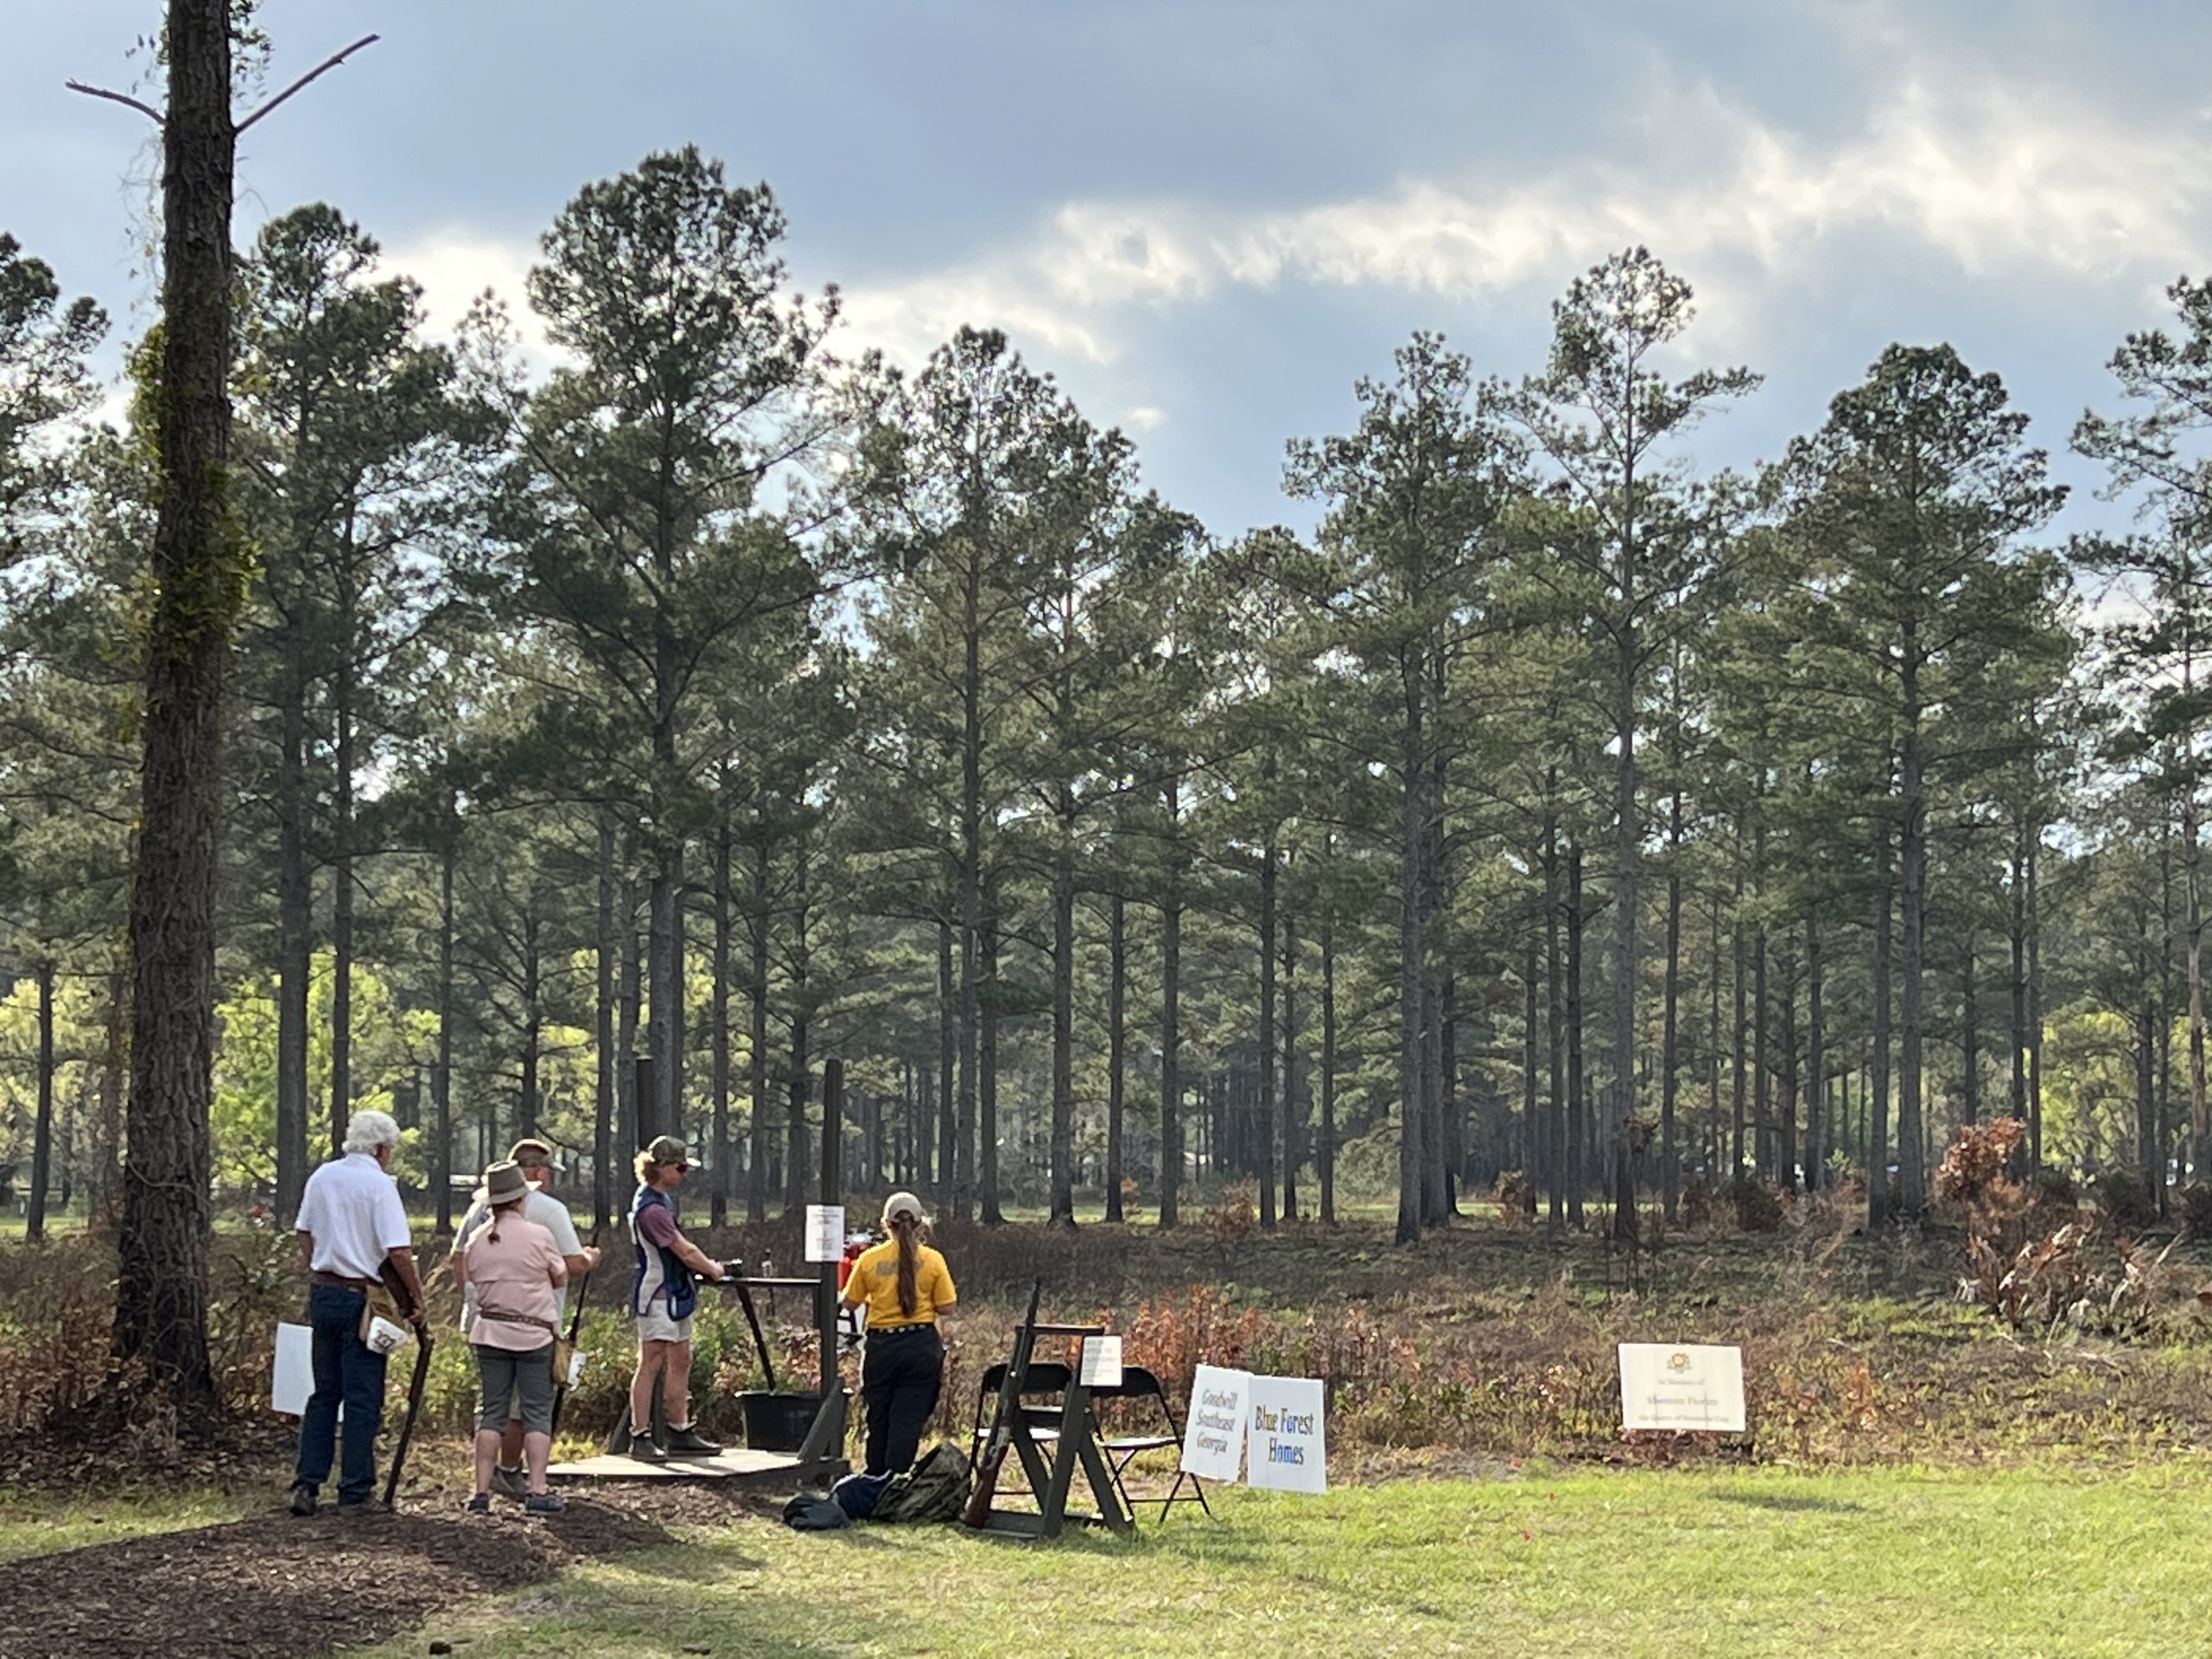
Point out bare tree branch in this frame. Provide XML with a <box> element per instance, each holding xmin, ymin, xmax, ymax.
<box><xmin>63</xmin><ymin>81</ymin><xmax>165</xmax><ymax>124</ymax></box>
<box><xmin>235</xmin><ymin>34</ymin><xmax>380</xmax><ymax>134</ymax></box>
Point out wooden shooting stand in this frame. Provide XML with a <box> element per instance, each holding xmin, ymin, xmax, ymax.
<box><xmin>550</xmin><ymin>1060</ymin><xmax>855</xmax><ymax>1491</ymax></box>
<box><xmin>964</xmin><ymin>1321</ymin><xmax>1133</xmax><ymax>1541</ymax></box>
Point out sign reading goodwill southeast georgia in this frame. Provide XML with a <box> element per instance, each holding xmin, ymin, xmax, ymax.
<box><xmin>1180</xmin><ymin>1363</ymin><xmax>1251</xmax><ymax>1483</ymax></box>
<box><xmin>1617</xmin><ymin>1343</ymin><xmax>1746</xmax><ymax>1433</ymax></box>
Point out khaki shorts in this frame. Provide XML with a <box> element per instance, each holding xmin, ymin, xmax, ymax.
<box><xmin>636</xmin><ymin>1301</ymin><xmax>693</xmax><ymax>1344</ymax></box>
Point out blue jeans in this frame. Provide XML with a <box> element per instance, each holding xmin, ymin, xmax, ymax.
<box><xmin>294</xmin><ymin>1284</ymin><xmax>388</xmax><ymax>1505</ymax></box>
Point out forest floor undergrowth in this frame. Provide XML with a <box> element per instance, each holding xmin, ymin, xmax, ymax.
<box><xmin>6</xmin><ymin>1203</ymin><xmax>2212</xmax><ymax>1656</ymax></box>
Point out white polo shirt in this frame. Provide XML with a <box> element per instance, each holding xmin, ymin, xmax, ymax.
<box><xmin>457</xmin><ymin>1186</ymin><xmax>583</xmax><ymax>1332</ymax></box>
<box><xmin>296</xmin><ymin>1153</ymin><xmax>411</xmax><ymax>1280</ymax></box>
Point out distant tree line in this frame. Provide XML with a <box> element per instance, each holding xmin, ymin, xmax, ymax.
<box><xmin>6</xmin><ymin>144</ymin><xmax>2212</xmax><ymax>1259</ymax></box>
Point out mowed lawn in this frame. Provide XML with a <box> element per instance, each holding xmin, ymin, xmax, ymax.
<box><xmin>347</xmin><ymin>1464</ymin><xmax>2212</xmax><ymax>1659</ymax></box>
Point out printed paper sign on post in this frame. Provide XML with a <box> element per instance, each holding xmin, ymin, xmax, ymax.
<box><xmin>1618</xmin><ymin>1343</ymin><xmax>1746</xmax><ymax>1432</ymax></box>
<box><xmin>804</xmin><ymin>1205</ymin><xmax>846</xmax><ymax>1264</ymax></box>
<box><xmin>1180</xmin><ymin>1363</ymin><xmax>1249</xmax><ymax>1482</ymax></box>
<box><xmin>1245</xmin><ymin>1376</ymin><xmax>1326</xmax><ymax>1493</ymax></box>
<box><xmin>1079</xmin><ymin>1335</ymin><xmax>1123</xmax><ymax>1389</ymax></box>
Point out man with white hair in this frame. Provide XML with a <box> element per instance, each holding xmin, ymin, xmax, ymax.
<box><xmin>289</xmin><ymin>1108</ymin><xmax>425</xmax><ymax>1517</ymax></box>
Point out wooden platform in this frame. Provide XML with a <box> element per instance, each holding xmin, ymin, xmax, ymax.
<box><xmin>547</xmin><ymin>1447</ymin><xmax>832</xmax><ymax>1484</ymax></box>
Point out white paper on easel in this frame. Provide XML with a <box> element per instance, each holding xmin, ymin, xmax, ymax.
<box><xmin>1079</xmin><ymin>1335</ymin><xmax>1123</xmax><ymax>1389</ymax></box>
<box><xmin>1180</xmin><ymin>1363</ymin><xmax>1249</xmax><ymax>1482</ymax></box>
<box><xmin>804</xmin><ymin>1205</ymin><xmax>846</xmax><ymax>1263</ymax></box>
<box><xmin>272</xmin><ymin>1323</ymin><xmax>315</xmax><ymax>1416</ymax></box>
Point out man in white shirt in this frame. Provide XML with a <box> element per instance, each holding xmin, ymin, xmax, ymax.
<box><xmin>289</xmin><ymin>1109</ymin><xmax>424</xmax><ymax>1517</ymax></box>
<box><xmin>457</xmin><ymin>1138</ymin><xmax>601</xmax><ymax>1496</ymax></box>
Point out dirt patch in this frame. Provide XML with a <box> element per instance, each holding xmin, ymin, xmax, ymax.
<box><xmin>0</xmin><ymin>1495</ymin><xmax>675</xmax><ymax>1659</ymax></box>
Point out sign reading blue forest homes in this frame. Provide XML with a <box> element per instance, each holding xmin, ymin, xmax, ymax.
<box><xmin>1618</xmin><ymin>1343</ymin><xmax>1746</xmax><ymax>1432</ymax></box>
<box><xmin>1245</xmin><ymin>1375</ymin><xmax>1326</xmax><ymax>1493</ymax></box>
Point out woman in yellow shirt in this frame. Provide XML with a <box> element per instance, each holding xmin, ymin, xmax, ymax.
<box><xmin>841</xmin><ymin>1191</ymin><xmax>957</xmax><ymax>1476</ymax></box>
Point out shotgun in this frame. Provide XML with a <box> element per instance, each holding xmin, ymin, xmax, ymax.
<box><xmin>546</xmin><ymin>1268</ymin><xmax>591</xmax><ymax>1440</ymax></box>
<box><xmin>379</xmin><ymin>1260</ymin><xmax>431</xmax><ymax>1510</ymax></box>
<box><xmin>963</xmin><ymin>1277</ymin><xmax>1042</xmax><ymax>1529</ymax></box>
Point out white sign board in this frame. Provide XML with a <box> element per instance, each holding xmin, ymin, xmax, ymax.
<box><xmin>1079</xmin><ymin>1335</ymin><xmax>1123</xmax><ymax>1390</ymax></box>
<box><xmin>272</xmin><ymin>1322</ymin><xmax>315</xmax><ymax>1416</ymax></box>
<box><xmin>804</xmin><ymin>1204</ymin><xmax>846</xmax><ymax>1264</ymax></box>
<box><xmin>1618</xmin><ymin>1343</ymin><xmax>1746</xmax><ymax>1432</ymax></box>
<box><xmin>1245</xmin><ymin>1376</ymin><xmax>1326</xmax><ymax>1493</ymax></box>
<box><xmin>1179</xmin><ymin>1363</ymin><xmax>1249</xmax><ymax>1482</ymax></box>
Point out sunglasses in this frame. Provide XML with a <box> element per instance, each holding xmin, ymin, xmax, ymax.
<box><xmin>667</xmin><ymin>1160</ymin><xmax>690</xmax><ymax>1173</ymax></box>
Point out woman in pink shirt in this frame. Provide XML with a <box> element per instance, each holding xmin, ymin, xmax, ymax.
<box><xmin>456</xmin><ymin>1160</ymin><xmax>569</xmax><ymax>1513</ymax></box>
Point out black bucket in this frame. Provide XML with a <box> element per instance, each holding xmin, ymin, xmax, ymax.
<box><xmin>739</xmin><ymin>1390</ymin><xmax>824</xmax><ymax>1453</ymax></box>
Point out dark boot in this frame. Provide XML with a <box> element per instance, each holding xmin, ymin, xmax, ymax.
<box><xmin>663</xmin><ymin>1424</ymin><xmax>721</xmax><ymax>1457</ymax></box>
<box><xmin>626</xmin><ymin>1429</ymin><xmax>667</xmax><ymax>1463</ymax></box>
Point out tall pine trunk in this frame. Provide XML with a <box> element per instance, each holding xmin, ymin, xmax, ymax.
<box><xmin>1545</xmin><ymin>809</ymin><xmax>1567</xmax><ymax>1224</ymax></box>
<box><xmin>1897</xmin><ymin>690</ymin><xmax>1929</xmax><ymax>1217</ymax></box>
<box><xmin>328</xmin><ymin>570</ymin><xmax>355</xmax><ymax>1154</ymax></box>
<box><xmin>1160</xmin><ymin>784</ymin><xmax>1184</xmax><ymax>1230</ymax></box>
<box><xmin>1284</xmin><ymin>905</ymin><xmax>1302</xmax><ymax>1222</ymax></box>
<box><xmin>1567</xmin><ymin>844</ymin><xmax>1586</xmax><ymax>1228</ymax></box>
<box><xmin>28</xmin><ymin>961</ymin><xmax>54</xmax><ymax>1241</ymax></box>
<box><xmin>117</xmin><ymin>0</ymin><xmax>233</xmax><ymax>1414</ymax></box>
<box><xmin>2027</xmin><ymin>836</ymin><xmax>2045</xmax><ymax>1165</ymax></box>
<box><xmin>275</xmin><ymin>615</ymin><xmax>310</xmax><ymax>1223</ymax></box>
<box><xmin>785</xmin><ymin>835</ymin><xmax>811</xmax><ymax>1215</ymax></box>
<box><xmin>1105</xmin><ymin>891</ymin><xmax>1126</xmax><ymax>1222</ymax></box>
<box><xmin>1806</xmin><ymin>916</ymin><xmax>1825</xmax><ymax>1192</ymax></box>
<box><xmin>1259</xmin><ymin>836</ymin><xmax>1278</xmax><ymax>1229</ymax></box>
<box><xmin>747</xmin><ymin>832</ymin><xmax>772</xmax><ymax>1223</ymax></box>
<box><xmin>1870</xmin><ymin>830</ymin><xmax>1896</xmax><ymax>1227</ymax></box>
<box><xmin>1522</xmin><ymin>940</ymin><xmax>1541</xmax><ymax>1218</ymax></box>
<box><xmin>1320</xmin><ymin>909</ymin><xmax>1338</xmax><ymax>1224</ymax></box>
<box><xmin>1049</xmin><ymin>814</ymin><xmax>1077</xmax><ymax>1226</ymax></box>
<box><xmin>711</xmin><ymin>818</ymin><xmax>732</xmax><ymax>1225</ymax></box>
<box><xmin>594</xmin><ymin>810</ymin><xmax>617</xmax><ymax>1233</ymax></box>
<box><xmin>435</xmin><ymin>832</ymin><xmax>456</xmax><ymax>1234</ymax></box>
<box><xmin>1395</xmin><ymin>667</ymin><xmax>1426</xmax><ymax>1244</ymax></box>
<box><xmin>1662</xmin><ymin>782</ymin><xmax>1683</xmax><ymax>1221</ymax></box>
<box><xmin>937</xmin><ymin>914</ymin><xmax>957</xmax><ymax>1213</ymax></box>
<box><xmin>980</xmin><ymin>897</ymin><xmax>1004</xmax><ymax>1224</ymax></box>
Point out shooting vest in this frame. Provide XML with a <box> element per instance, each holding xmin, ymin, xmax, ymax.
<box><xmin>628</xmin><ymin>1184</ymin><xmax>697</xmax><ymax>1322</ymax></box>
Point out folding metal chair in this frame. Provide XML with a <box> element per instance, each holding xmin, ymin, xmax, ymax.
<box><xmin>1090</xmin><ymin>1364</ymin><xmax>1211</xmax><ymax>1521</ymax></box>
<box><xmin>966</xmin><ymin>1360</ymin><xmax>1072</xmax><ymax>1501</ymax></box>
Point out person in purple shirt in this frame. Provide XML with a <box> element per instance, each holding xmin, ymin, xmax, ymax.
<box><xmin>625</xmin><ymin>1135</ymin><xmax>728</xmax><ymax>1460</ymax></box>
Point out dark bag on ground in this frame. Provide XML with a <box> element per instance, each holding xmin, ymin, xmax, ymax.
<box><xmin>830</xmin><ymin>1470</ymin><xmax>893</xmax><ymax>1521</ymax></box>
<box><xmin>872</xmin><ymin>1442</ymin><xmax>970</xmax><ymax>1524</ymax></box>
<box><xmin>781</xmin><ymin>1491</ymin><xmax>850</xmax><ymax>1530</ymax></box>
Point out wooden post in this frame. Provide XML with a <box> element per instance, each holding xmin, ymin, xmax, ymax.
<box><xmin>819</xmin><ymin>1057</ymin><xmax>842</xmax><ymax>1396</ymax></box>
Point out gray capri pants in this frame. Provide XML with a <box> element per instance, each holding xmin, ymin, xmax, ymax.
<box><xmin>473</xmin><ymin>1342</ymin><xmax>556</xmax><ymax>1434</ymax></box>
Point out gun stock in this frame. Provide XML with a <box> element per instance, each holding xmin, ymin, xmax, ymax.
<box><xmin>963</xmin><ymin>1277</ymin><xmax>1043</xmax><ymax>1527</ymax></box>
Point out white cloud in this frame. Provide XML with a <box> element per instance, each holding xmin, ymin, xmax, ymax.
<box><xmin>828</xmin><ymin>69</ymin><xmax>2212</xmax><ymax>373</ymax></box>
<box><xmin>378</xmin><ymin>232</ymin><xmax>551</xmax><ymax>360</ymax></box>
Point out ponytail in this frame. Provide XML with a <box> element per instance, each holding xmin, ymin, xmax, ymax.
<box><xmin>892</xmin><ymin>1214</ymin><xmax>920</xmax><ymax>1319</ymax></box>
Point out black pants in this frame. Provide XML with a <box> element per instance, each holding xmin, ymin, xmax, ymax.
<box><xmin>861</xmin><ymin>1325</ymin><xmax>943</xmax><ymax>1476</ymax></box>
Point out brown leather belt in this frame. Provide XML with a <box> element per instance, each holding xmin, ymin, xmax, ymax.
<box><xmin>311</xmin><ymin>1270</ymin><xmax>381</xmax><ymax>1291</ymax></box>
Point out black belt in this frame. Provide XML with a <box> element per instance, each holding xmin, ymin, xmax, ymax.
<box><xmin>869</xmin><ymin>1321</ymin><xmax>937</xmax><ymax>1338</ymax></box>
<box><xmin>310</xmin><ymin>1271</ymin><xmax>379</xmax><ymax>1291</ymax></box>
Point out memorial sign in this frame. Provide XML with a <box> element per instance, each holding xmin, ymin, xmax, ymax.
<box><xmin>1618</xmin><ymin>1343</ymin><xmax>1746</xmax><ymax>1432</ymax></box>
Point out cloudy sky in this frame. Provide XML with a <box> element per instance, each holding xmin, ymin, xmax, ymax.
<box><xmin>9</xmin><ymin>1</ymin><xmax>2210</xmax><ymax>543</ymax></box>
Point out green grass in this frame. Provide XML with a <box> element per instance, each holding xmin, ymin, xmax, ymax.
<box><xmin>0</xmin><ymin>1486</ymin><xmax>247</xmax><ymax>1564</ymax></box>
<box><xmin>346</xmin><ymin>1465</ymin><xmax>2212</xmax><ymax>1658</ymax></box>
